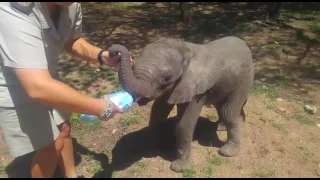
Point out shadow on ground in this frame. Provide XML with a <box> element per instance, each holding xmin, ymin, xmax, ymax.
<box><xmin>4</xmin><ymin>138</ymin><xmax>109</xmax><ymax>178</ymax></box>
<box><xmin>82</xmin><ymin>2</ymin><xmax>267</xmax><ymax>46</ymax></box>
<box><xmin>3</xmin><ymin>116</ymin><xmax>223</xmax><ymax>178</ymax></box>
<box><xmin>103</xmin><ymin>116</ymin><xmax>224</xmax><ymax>176</ymax></box>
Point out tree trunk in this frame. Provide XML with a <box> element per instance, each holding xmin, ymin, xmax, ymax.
<box><xmin>179</xmin><ymin>2</ymin><xmax>191</xmax><ymax>26</ymax></box>
<box><xmin>267</xmin><ymin>2</ymin><xmax>283</xmax><ymax>19</ymax></box>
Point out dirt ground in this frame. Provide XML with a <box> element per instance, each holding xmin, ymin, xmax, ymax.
<box><xmin>0</xmin><ymin>2</ymin><xmax>319</xmax><ymax>178</ymax></box>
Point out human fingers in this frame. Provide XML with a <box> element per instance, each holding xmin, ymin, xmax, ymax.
<box><xmin>103</xmin><ymin>95</ymin><xmax>123</xmax><ymax>114</ymax></box>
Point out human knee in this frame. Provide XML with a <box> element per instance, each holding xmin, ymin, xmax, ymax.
<box><xmin>37</xmin><ymin>137</ymin><xmax>64</xmax><ymax>155</ymax></box>
<box><xmin>59</xmin><ymin>121</ymin><xmax>72</xmax><ymax>138</ymax></box>
<box><xmin>54</xmin><ymin>137</ymin><xmax>65</xmax><ymax>153</ymax></box>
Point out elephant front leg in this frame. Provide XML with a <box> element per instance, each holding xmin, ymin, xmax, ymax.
<box><xmin>149</xmin><ymin>96</ymin><xmax>174</xmax><ymax>128</ymax></box>
<box><xmin>170</xmin><ymin>99</ymin><xmax>204</xmax><ymax>173</ymax></box>
<box><xmin>147</xmin><ymin>97</ymin><xmax>175</xmax><ymax>156</ymax></box>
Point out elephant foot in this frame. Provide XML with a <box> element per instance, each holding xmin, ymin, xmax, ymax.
<box><xmin>170</xmin><ymin>158</ymin><xmax>194</xmax><ymax>173</ymax></box>
<box><xmin>216</xmin><ymin>121</ymin><xmax>227</xmax><ymax>131</ymax></box>
<box><xmin>218</xmin><ymin>141</ymin><xmax>240</xmax><ymax>157</ymax></box>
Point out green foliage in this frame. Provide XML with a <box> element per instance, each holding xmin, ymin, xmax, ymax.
<box><xmin>252</xmin><ymin>169</ymin><xmax>276</xmax><ymax>178</ymax></box>
<box><xmin>297</xmin><ymin>146</ymin><xmax>314</xmax><ymax>159</ymax></box>
<box><xmin>272</xmin><ymin>123</ymin><xmax>288</xmax><ymax>132</ymax></box>
<box><xmin>209</xmin><ymin>154</ymin><xmax>224</xmax><ymax>166</ymax></box>
<box><xmin>202</xmin><ymin>166</ymin><xmax>215</xmax><ymax>177</ymax></box>
<box><xmin>250</xmin><ymin>84</ymin><xmax>280</xmax><ymax>100</ymax></box>
<box><xmin>70</xmin><ymin>113</ymin><xmax>101</xmax><ymax>136</ymax></box>
<box><xmin>295</xmin><ymin>113</ymin><xmax>314</xmax><ymax>125</ymax></box>
<box><xmin>120</xmin><ymin>109</ymin><xmax>142</xmax><ymax>127</ymax></box>
<box><xmin>182</xmin><ymin>169</ymin><xmax>197</xmax><ymax>178</ymax></box>
<box><xmin>203</xmin><ymin>113</ymin><xmax>218</xmax><ymax>122</ymax></box>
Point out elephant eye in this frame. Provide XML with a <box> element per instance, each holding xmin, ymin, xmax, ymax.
<box><xmin>161</xmin><ymin>74</ymin><xmax>171</xmax><ymax>83</ymax></box>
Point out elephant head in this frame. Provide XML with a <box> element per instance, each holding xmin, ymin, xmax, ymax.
<box><xmin>108</xmin><ymin>38</ymin><xmax>223</xmax><ymax>106</ymax></box>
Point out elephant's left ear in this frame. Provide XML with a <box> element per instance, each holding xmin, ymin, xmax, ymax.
<box><xmin>167</xmin><ymin>57</ymin><xmax>224</xmax><ymax>104</ymax></box>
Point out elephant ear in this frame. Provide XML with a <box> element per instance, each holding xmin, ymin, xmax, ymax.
<box><xmin>167</xmin><ymin>54</ymin><xmax>225</xmax><ymax>104</ymax></box>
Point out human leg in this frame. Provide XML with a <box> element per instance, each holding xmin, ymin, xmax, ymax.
<box><xmin>53</xmin><ymin>109</ymin><xmax>77</xmax><ymax>178</ymax></box>
<box><xmin>30</xmin><ymin>135</ymin><xmax>64</xmax><ymax>178</ymax></box>
<box><xmin>58</xmin><ymin>121</ymin><xmax>77</xmax><ymax>178</ymax></box>
<box><xmin>31</xmin><ymin>109</ymin><xmax>78</xmax><ymax>178</ymax></box>
<box><xmin>0</xmin><ymin>105</ymin><xmax>62</xmax><ymax>178</ymax></box>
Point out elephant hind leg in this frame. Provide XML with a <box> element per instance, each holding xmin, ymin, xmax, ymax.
<box><xmin>215</xmin><ymin>105</ymin><xmax>227</xmax><ymax>131</ymax></box>
<box><xmin>216</xmin><ymin>98</ymin><xmax>247</xmax><ymax>131</ymax></box>
<box><xmin>217</xmin><ymin>94</ymin><xmax>247</xmax><ymax>157</ymax></box>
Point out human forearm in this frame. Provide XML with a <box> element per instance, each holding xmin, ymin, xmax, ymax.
<box><xmin>65</xmin><ymin>37</ymin><xmax>106</xmax><ymax>63</ymax></box>
<box><xmin>32</xmin><ymin>78</ymin><xmax>105</xmax><ymax>116</ymax></box>
<box><xmin>15</xmin><ymin>69</ymin><xmax>105</xmax><ymax>116</ymax></box>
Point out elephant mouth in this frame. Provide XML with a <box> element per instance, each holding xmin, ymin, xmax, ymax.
<box><xmin>136</xmin><ymin>97</ymin><xmax>152</xmax><ymax>106</ymax></box>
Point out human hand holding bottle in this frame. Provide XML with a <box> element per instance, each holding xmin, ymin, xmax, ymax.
<box><xmin>80</xmin><ymin>91</ymin><xmax>135</xmax><ymax>121</ymax></box>
<box><xmin>100</xmin><ymin>95</ymin><xmax>124</xmax><ymax>121</ymax></box>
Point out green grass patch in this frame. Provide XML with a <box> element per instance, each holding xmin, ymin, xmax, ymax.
<box><xmin>264</xmin><ymin>76</ymin><xmax>289</xmax><ymax>87</ymax></box>
<box><xmin>265</xmin><ymin>104</ymin><xmax>275</xmax><ymax>110</ymax></box>
<box><xmin>87</xmin><ymin>162</ymin><xmax>103</xmax><ymax>175</ymax></box>
<box><xmin>135</xmin><ymin>161</ymin><xmax>146</xmax><ymax>171</ymax></box>
<box><xmin>85</xmin><ymin>153</ymin><xmax>95</xmax><ymax>161</ymax></box>
<box><xmin>272</xmin><ymin>123</ymin><xmax>288</xmax><ymax>132</ymax></box>
<box><xmin>209</xmin><ymin>154</ymin><xmax>224</xmax><ymax>166</ymax></box>
<box><xmin>79</xmin><ymin>66</ymin><xmax>96</xmax><ymax>78</ymax></box>
<box><xmin>70</xmin><ymin>113</ymin><xmax>102</xmax><ymax>136</ymax></box>
<box><xmin>111</xmin><ymin>85</ymin><xmax>123</xmax><ymax>93</ymax></box>
<box><xmin>120</xmin><ymin>109</ymin><xmax>142</xmax><ymax>127</ymax></box>
<box><xmin>252</xmin><ymin>169</ymin><xmax>276</xmax><ymax>178</ymax></box>
<box><xmin>297</xmin><ymin>146</ymin><xmax>314</xmax><ymax>159</ymax></box>
<box><xmin>94</xmin><ymin>90</ymin><xmax>109</xmax><ymax>98</ymax></box>
<box><xmin>295</xmin><ymin>113</ymin><xmax>314</xmax><ymax>125</ymax></box>
<box><xmin>182</xmin><ymin>169</ymin><xmax>197</xmax><ymax>178</ymax></box>
<box><xmin>203</xmin><ymin>113</ymin><xmax>218</xmax><ymax>122</ymax></box>
<box><xmin>259</xmin><ymin>117</ymin><xmax>272</xmax><ymax>123</ymax></box>
<box><xmin>264</xmin><ymin>43</ymin><xmax>281</xmax><ymax>51</ymax></box>
<box><xmin>250</xmin><ymin>84</ymin><xmax>280</xmax><ymax>100</ymax></box>
<box><xmin>100</xmin><ymin>70</ymin><xmax>118</xmax><ymax>82</ymax></box>
<box><xmin>202</xmin><ymin>165</ymin><xmax>215</xmax><ymax>178</ymax></box>
<box><xmin>309</xmin><ymin>21</ymin><xmax>320</xmax><ymax>33</ymax></box>
<box><xmin>126</xmin><ymin>161</ymin><xmax>146</xmax><ymax>177</ymax></box>
<box><xmin>0</xmin><ymin>164</ymin><xmax>6</xmax><ymax>175</ymax></box>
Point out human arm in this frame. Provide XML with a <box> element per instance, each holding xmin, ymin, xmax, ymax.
<box><xmin>64</xmin><ymin>37</ymin><xmax>120</xmax><ymax>67</ymax></box>
<box><xmin>14</xmin><ymin>69</ymin><xmax>111</xmax><ymax>116</ymax></box>
<box><xmin>63</xmin><ymin>3</ymin><xmax>120</xmax><ymax>67</ymax></box>
<box><xmin>0</xmin><ymin>4</ymin><xmax>121</xmax><ymax>119</ymax></box>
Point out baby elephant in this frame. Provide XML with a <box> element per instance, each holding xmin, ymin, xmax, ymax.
<box><xmin>108</xmin><ymin>36</ymin><xmax>254</xmax><ymax>173</ymax></box>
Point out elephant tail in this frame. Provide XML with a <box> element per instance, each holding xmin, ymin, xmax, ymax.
<box><xmin>240</xmin><ymin>98</ymin><xmax>247</xmax><ymax>123</ymax></box>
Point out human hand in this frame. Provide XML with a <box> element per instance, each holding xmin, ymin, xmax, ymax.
<box><xmin>102</xmin><ymin>51</ymin><xmax>133</xmax><ymax>68</ymax></box>
<box><xmin>101</xmin><ymin>51</ymin><xmax>120</xmax><ymax>67</ymax></box>
<box><xmin>99</xmin><ymin>95</ymin><xmax>124</xmax><ymax>121</ymax></box>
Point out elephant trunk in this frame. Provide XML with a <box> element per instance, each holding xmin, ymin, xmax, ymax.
<box><xmin>108</xmin><ymin>45</ymin><xmax>150</xmax><ymax>99</ymax></box>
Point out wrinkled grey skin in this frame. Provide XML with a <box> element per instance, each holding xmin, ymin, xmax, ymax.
<box><xmin>108</xmin><ymin>36</ymin><xmax>254</xmax><ymax>173</ymax></box>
